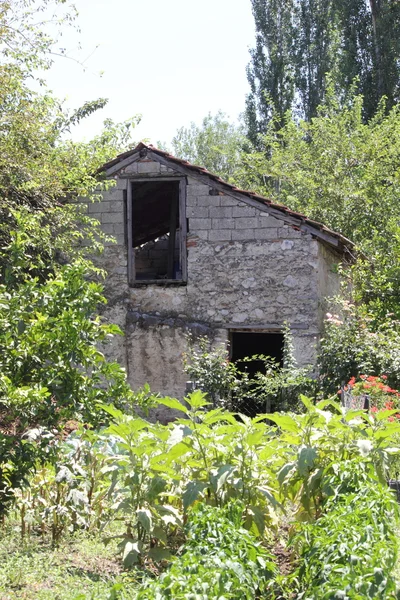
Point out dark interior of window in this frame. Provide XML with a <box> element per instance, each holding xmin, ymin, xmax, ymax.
<box><xmin>230</xmin><ymin>331</ymin><xmax>284</xmax><ymax>416</ymax></box>
<box><xmin>132</xmin><ymin>180</ymin><xmax>182</xmax><ymax>281</ymax></box>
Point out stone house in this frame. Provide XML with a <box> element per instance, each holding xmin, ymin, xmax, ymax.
<box><xmin>91</xmin><ymin>142</ymin><xmax>353</xmax><ymax>410</ymax></box>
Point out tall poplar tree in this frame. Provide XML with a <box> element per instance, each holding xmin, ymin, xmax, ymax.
<box><xmin>246</xmin><ymin>0</ymin><xmax>296</xmax><ymax>142</ymax></box>
<box><xmin>246</xmin><ymin>0</ymin><xmax>400</xmax><ymax>141</ymax></box>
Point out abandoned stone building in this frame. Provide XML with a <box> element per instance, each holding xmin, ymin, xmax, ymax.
<box><xmin>90</xmin><ymin>142</ymin><xmax>353</xmax><ymax>409</ymax></box>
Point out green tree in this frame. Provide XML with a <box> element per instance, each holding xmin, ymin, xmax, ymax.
<box><xmin>0</xmin><ymin>0</ymin><xmax>140</xmax><ymax>512</ymax></box>
<box><xmin>169</xmin><ymin>111</ymin><xmax>247</xmax><ymax>182</ymax></box>
<box><xmin>246</xmin><ymin>0</ymin><xmax>296</xmax><ymax>142</ymax></box>
<box><xmin>241</xmin><ymin>87</ymin><xmax>400</xmax><ymax>318</ymax></box>
<box><xmin>246</xmin><ymin>0</ymin><xmax>400</xmax><ymax>139</ymax></box>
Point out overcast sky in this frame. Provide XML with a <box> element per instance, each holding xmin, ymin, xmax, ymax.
<box><xmin>43</xmin><ymin>0</ymin><xmax>256</xmax><ymax>146</ymax></box>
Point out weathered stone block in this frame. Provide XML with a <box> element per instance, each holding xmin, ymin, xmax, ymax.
<box><xmin>116</xmin><ymin>178</ymin><xmax>127</xmax><ymax>190</ymax></box>
<box><xmin>208</xmin><ymin>230</ymin><xmax>232</xmax><ymax>241</ymax></box>
<box><xmin>235</xmin><ymin>217</ymin><xmax>258</xmax><ymax>229</ymax></box>
<box><xmin>211</xmin><ymin>218</ymin><xmax>235</xmax><ymax>230</ymax></box>
<box><xmin>113</xmin><ymin>223</ymin><xmax>125</xmax><ymax>234</ymax></box>
<box><xmin>219</xmin><ymin>195</ymin><xmax>239</xmax><ymax>207</ymax></box>
<box><xmin>137</xmin><ymin>160</ymin><xmax>160</xmax><ymax>174</ymax></box>
<box><xmin>232</xmin><ymin>206</ymin><xmax>256</xmax><ymax>217</ymax></box>
<box><xmin>258</xmin><ymin>214</ymin><xmax>281</xmax><ymax>227</ymax></box>
<box><xmin>101</xmin><ymin>223</ymin><xmax>114</xmax><ymax>234</ymax></box>
<box><xmin>187</xmin><ymin>184</ymin><xmax>210</xmax><ymax>196</ymax></box>
<box><xmin>110</xmin><ymin>201</ymin><xmax>124</xmax><ymax>213</ymax></box>
<box><xmin>125</xmin><ymin>161</ymin><xmax>138</xmax><ymax>173</ymax></box>
<box><xmin>256</xmin><ymin>228</ymin><xmax>279</xmax><ymax>240</ymax></box>
<box><xmin>209</xmin><ymin>206</ymin><xmax>233</xmax><ymax>218</ymax></box>
<box><xmin>114</xmin><ymin>234</ymin><xmax>125</xmax><ymax>245</ymax></box>
<box><xmin>102</xmin><ymin>212</ymin><xmax>123</xmax><ymax>224</ymax></box>
<box><xmin>195</xmin><ymin>230</ymin><xmax>209</xmax><ymax>240</ymax></box>
<box><xmin>187</xmin><ymin>206</ymin><xmax>209</xmax><ymax>218</ymax></box>
<box><xmin>197</xmin><ymin>196</ymin><xmax>220</xmax><ymax>207</ymax></box>
<box><xmin>88</xmin><ymin>201</ymin><xmax>105</xmax><ymax>213</ymax></box>
<box><xmin>186</xmin><ymin>195</ymin><xmax>197</xmax><ymax>207</ymax></box>
<box><xmin>231</xmin><ymin>229</ymin><xmax>255</xmax><ymax>241</ymax></box>
<box><xmin>190</xmin><ymin>218</ymin><xmax>211</xmax><ymax>230</ymax></box>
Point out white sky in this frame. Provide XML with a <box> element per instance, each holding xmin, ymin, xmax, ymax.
<box><xmin>43</xmin><ymin>0</ymin><xmax>256</xmax><ymax>146</ymax></box>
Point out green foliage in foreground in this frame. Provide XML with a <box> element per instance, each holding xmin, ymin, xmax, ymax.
<box><xmin>0</xmin><ymin>256</ymin><xmax>134</xmax><ymax>513</ymax></box>
<box><xmin>5</xmin><ymin>393</ymin><xmax>400</xmax><ymax>598</ymax></box>
<box><xmin>135</xmin><ymin>502</ymin><xmax>276</xmax><ymax>599</ymax></box>
<box><xmin>294</xmin><ymin>461</ymin><xmax>399</xmax><ymax>599</ymax></box>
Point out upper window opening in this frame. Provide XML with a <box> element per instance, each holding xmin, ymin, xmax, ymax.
<box><xmin>127</xmin><ymin>179</ymin><xmax>187</xmax><ymax>284</ymax></box>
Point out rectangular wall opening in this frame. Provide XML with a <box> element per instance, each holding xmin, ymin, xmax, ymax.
<box><xmin>230</xmin><ymin>331</ymin><xmax>284</xmax><ymax>416</ymax></box>
<box><xmin>129</xmin><ymin>180</ymin><xmax>186</xmax><ymax>282</ymax></box>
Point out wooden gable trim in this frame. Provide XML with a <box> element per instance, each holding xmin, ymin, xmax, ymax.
<box><xmin>103</xmin><ymin>151</ymin><xmax>142</xmax><ymax>177</ymax></box>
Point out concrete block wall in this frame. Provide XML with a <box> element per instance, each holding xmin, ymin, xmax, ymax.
<box><xmin>135</xmin><ymin>234</ymin><xmax>181</xmax><ymax>279</ymax></box>
<box><xmin>89</xmin><ymin>157</ymin><xmax>341</xmax><ymax>407</ymax></box>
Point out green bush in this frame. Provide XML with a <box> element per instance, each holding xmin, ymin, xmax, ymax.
<box><xmin>183</xmin><ymin>326</ymin><xmax>315</xmax><ymax>414</ymax></box>
<box><xmin>318</xmin><ymin>301</ymin><xmax>400</xmax><ymax>396</ymax></box>
<box><xmin>135</xmin><ymin>502</ymin><xmax>276</xmax><ymax>599</ymax></box>
<box><xmin>293</xmin><ymin>461</ymin><xmax>399</xmax><ymax>599</ymax></box>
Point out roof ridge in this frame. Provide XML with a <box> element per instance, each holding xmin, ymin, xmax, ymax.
<box><xmin>99</xmin><ymin>142</ymin><xmax>354</xmax><ymax>254</ymax></box>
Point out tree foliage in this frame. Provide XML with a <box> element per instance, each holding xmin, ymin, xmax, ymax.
<box><xmin>241</xmin><ymin>87</ymin><xmax>400</xmax><ymax>317</ymax></box>
<box><xmin>0</xmin><ymin>0</ymin><xmax>140</xmax><ymax>512</ymax></box>
<box><xmin>169</xmin><ymin>111</ymin><xmax>247</xmax><ymax>182</ymax></box>
<box><xmin>246</xmin><ymin>0</ymin><xmax>400</xmax><ymax>140</ymax></box>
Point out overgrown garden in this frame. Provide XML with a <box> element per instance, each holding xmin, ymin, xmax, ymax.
<box><xmin>3</xmin><ymin>0</ymin><xmax>400</xmax><ymax>598</ymax></box>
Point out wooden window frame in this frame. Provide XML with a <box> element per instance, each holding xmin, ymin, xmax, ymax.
<box><xmin>126</xmin><ymin>177</ymin><xmax>187</xmax><ymax>286</ymax></box>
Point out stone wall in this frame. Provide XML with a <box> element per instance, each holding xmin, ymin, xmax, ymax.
<box><xmin>87</xmin><ymin>156</ymin><xmax>342</xmax><ymax>408</ymax></box>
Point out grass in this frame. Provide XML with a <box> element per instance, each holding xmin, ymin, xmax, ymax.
<box><xmin>0</xmin><ymin>527</ymin><xmax>138</xmax><ymax>600</ymax></box>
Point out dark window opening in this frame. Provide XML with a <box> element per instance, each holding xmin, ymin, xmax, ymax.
<box><xmin>230</xmin><ymin>331</ymin><xmax>284</xmax><ymax>417</ymax></box>
<box><xmin>129</xmin><ymin>180</ymin><xmax>186</xmax><ymax>282</ymax></box>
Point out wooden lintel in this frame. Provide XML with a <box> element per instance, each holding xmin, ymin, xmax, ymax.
<box><xmin>225</xmin><ymin>323</ymin><xmax>311</xmax><ymax>331</ymax></box>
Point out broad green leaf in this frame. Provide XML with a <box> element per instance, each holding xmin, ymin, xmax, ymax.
<box><xmin>267</xmin><ymin>413</ymin><xmax>299</xmax><ymax>433</ymax></box>
<box><xmin>137</xmin><ymin>508</ymin><xmax>152</xmax><ymax>533</ymax></box>
<box><xmin>247</xmin><ymin>505</ymin><xmax>265</xmax><ymax>536</ymax></box>
<box><xmin>297</xmin><ymin>446</ymin><xmax>317</xmax><ymax>476</ymax></box>
<box><xmin>156</xmin><ymin>397</ymin><xmax>189</xmax><ymax>414</ymax></box>
<box><xmin>185</xmin><ymin>390</ymin><xmax>210</xmax><ymax>409</ymax></box>
<box><xmin>277</xmin><ymin>462</ymin><xmax>297</xmax><ymax>485</ymax></box>
<box><xmin>182</xmin><ymin>480</ymin><xmax>208</xmax><ymax>510</ymax></box>
<box><xmin>211</xmin><ymin>464</ymin><xmax>235</xmax><ymax>492</ymax></box>
<box><xmin>122</xmin><ymin>540</ymin><xmax>142</xmax><ymax>567</ymax></box>
<box><xmin>148</xmin><ymin>548</ymin><xmax>171</xmax><ymax>562</ymax></box>
<box><xmin>152</xmin><ymin>525</ymin><xmax>167</xmax><ymax>544</ymax></box>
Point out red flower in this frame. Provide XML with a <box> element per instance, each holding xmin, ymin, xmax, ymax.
<box><xmin>348</xmin><ymin>377</ymin><xmax>356</xmax><ymax>386</ymax></box>
<box><xmin>382</xmin><ymin>375</ymin><xmax>388</xmax><ymax>380</ymax></box>
<box><xmin>371</xmin><ymin>406</ymin><xmax>378</xmax><ymax>413</ymax></box>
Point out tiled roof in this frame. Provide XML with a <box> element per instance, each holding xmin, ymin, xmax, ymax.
<box><xmin>99</xmin><ymin>142</ymin><xmax>355</xmax><ymax>255</ymax></box>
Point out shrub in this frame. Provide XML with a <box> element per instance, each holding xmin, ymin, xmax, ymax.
<box><xmin>292</xmin><ymin>461</ymin><xmax>399</xmax><ymax>599</ymax></box>
<box><xmin>318</xmin><ymin>301</ymin><xmax>400</xmax><ymax>396</ymax></box>
<box><xmin>183</xmin><ymin>325</ymin><xmax>315</xmax><ymax>414</ymax></box>
<box><xmin>135</xmin><ymin>502</ymin><xmax>277</xmax><ymax>599</ymax></box>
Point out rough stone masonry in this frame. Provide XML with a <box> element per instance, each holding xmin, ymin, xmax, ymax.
<box><xmin>85</xmin><ymin>143</ymin><xmax>352</xmax><ymax>417</ymax></box>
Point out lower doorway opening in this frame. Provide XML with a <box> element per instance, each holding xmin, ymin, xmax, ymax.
<box><xmin>230</xmin><ymin>330</ymin><xmax>284</xmax><ymax>417</ymax></box>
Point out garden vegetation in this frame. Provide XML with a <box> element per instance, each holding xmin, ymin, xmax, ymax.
<box><xmin>3</xmin><ymin>1</ymin><xmax>400</xmax><ymax>599</ymax></box>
